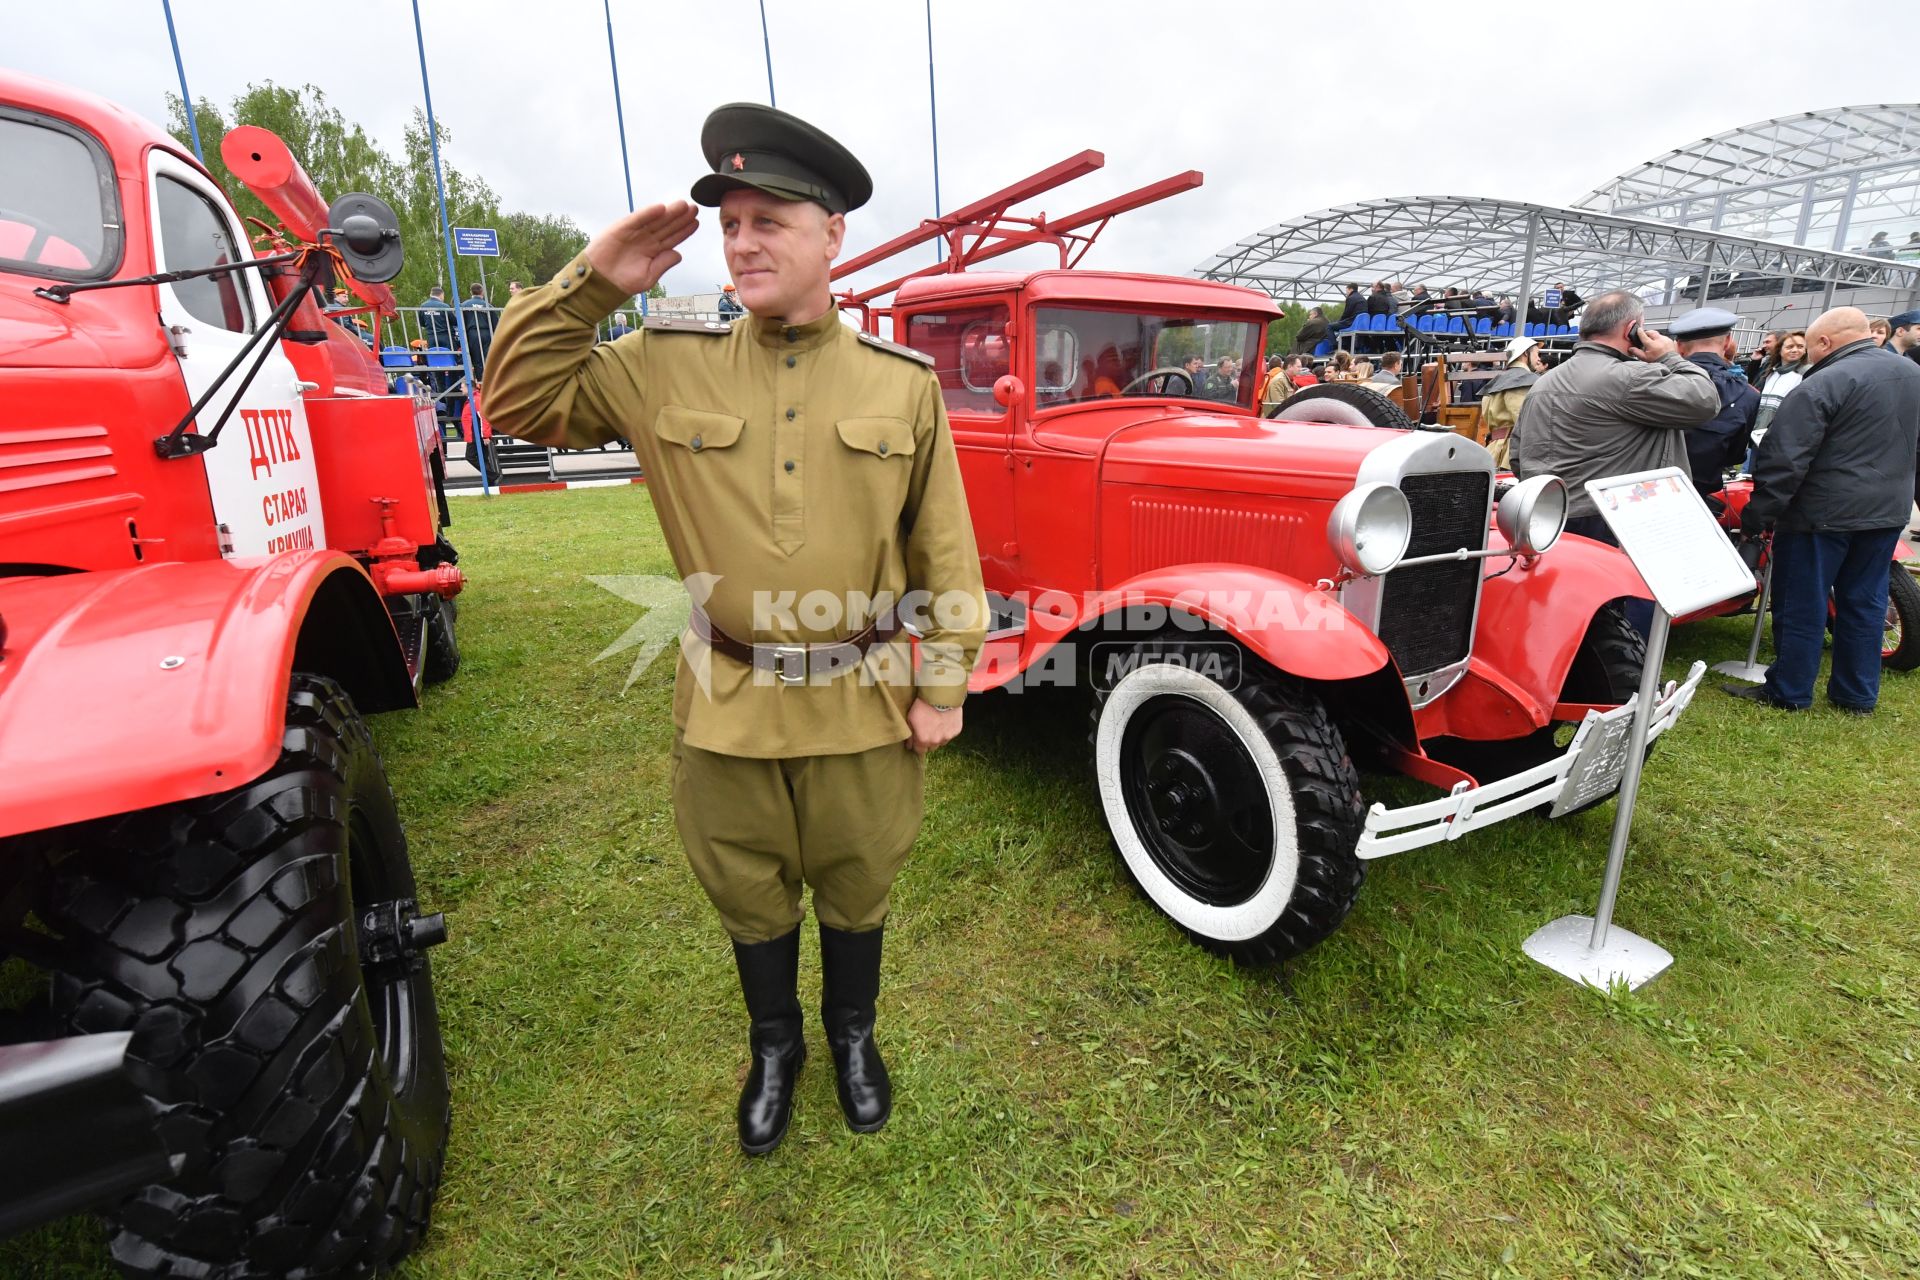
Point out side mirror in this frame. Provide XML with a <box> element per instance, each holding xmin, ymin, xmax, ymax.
<box><xmin>992</xmin><ymin>374</ymin><xmax>1025</xmax><ymax>407</ymax></box>
<box><xmin>325</xmin><ymin>193</ymin><xmax>404</xmax><ymax>284</ymax></box>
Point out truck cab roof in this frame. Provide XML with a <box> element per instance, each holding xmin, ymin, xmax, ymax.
<box><xmin>893</xmin><ymin>267</ymin><xmax>1280</xmax><ymax>318</ymax></box>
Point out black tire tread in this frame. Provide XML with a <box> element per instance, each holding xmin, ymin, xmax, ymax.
<box><xmin>1270</xmin><ymin>381</ymin><xmax>1416</xmax><ymax>431</ymax></box>
<box><xmin>1883</xmin><ymin>565</ymin><xmax>1920</xmax><ymax>672</ymax></box>
<box><xmin>1090</xmin><ymin>638</ymin><xmax>1367</xmax><ymax>965</ymax></box>
<box><xmin>36</xmin><ymin>674</ymin><xmax>447</xmax><ymax>1280</ymax></box>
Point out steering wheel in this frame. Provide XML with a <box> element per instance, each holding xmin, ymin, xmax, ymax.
<box><xmin>0</xmin><ymin>206</ymin><xmax>72</xmax><ymax>265</ymax></box>
<box><xmin>1119</xmin><ymin>366</ymin><xmax>1198</xmax><ymax>397</ymax></box>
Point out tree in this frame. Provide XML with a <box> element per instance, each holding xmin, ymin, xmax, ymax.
<box><xmin>165</xmin><ymin>87</ymin><xmax>585</xmax><ymax>309</ymax></box>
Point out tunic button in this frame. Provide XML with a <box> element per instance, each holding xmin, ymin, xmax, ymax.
<box><xmin>785</xmin><ymin>408</ymin><xmax>796</xmax><ymax>420</ymax></box>
<box><xmin>784</xmin><ymin>459</ymin><xmax>796</xmax><ymax>473</ymax></box>
<box><xmin>690</xmin><ymin>435</ymin><xmax>703</xmax><ymax>451</ymax></box>
<box><xmin>560</xmin><ymin>280</ymin><xmax>570</xmax><ymax>290</ymax></box>
<box><xmin>785</xmin><ymin>327</ymin><xmax>798</xmax><ymax>342</ymax></box>
<box><xmin>786</xmin><ymin>356</ymin><xmax>797</xmax><ymax>368</ymax></box>
<box><xmin>575</xmin><ymin>265</ymin><xmax>587</xmax><ymax>276</ymax></box>
<box><xmin>878</xmin><ymin>441</ymin><xmax>889</xmax><ymax>456</ymax></box>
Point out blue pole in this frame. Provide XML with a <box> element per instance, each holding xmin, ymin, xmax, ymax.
<box><xmin>603</xmin><ymin>0</ymin><xmax>635</xmax><ymax>215</ymax></box>
<box><xmin>409</xmin><ymin>0</ymin><xmax>490</xmax><ymax>495</ymax></box>
<box><xmin>926</xmin><ymin>0</ymin><xmax>941</xmax><ymax>263</ymax></box>
<box><xmin>759</xmin><ymin>0</ymin><xmax>776</xmax><ymax>107</ymax></box>
<box><xmin>160</xmin><ymin>0</ymin><xmax>204</xmax><ymax>163</ymax></box>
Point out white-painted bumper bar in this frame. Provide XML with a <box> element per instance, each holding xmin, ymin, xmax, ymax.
<box><xmin>1356</xmin><ymin>661</ymin><xmax>1707</xmax><ymax>859</ymax></box>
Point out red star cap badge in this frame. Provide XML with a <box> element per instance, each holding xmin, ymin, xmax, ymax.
<box><xmin>731</xmin><ymin>153</ymin><xmax>745</xmax><ymax>172</ymax></box>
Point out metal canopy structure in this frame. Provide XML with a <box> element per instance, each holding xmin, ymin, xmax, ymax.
<box><xmin>1196</xmin><ymin>196</ymin><xmax>1920</xmax><ymax>304</ymax></box>
<box><xmin>1576</xmin><ymin>105</ymin><xmax>1920</xmax><ymax>251</ymax></box>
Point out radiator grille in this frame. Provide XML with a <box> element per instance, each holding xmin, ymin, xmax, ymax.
<box><xmin>1377</xmin><ymin>471</ymin><xmax>1490</xmax><ymax>677</ymax></box>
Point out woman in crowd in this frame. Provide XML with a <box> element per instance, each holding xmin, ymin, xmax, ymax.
<box><xmin>1748</xmin><ymin>329</ymin><xmax>1807</xmax><ymax>472</ymax></box>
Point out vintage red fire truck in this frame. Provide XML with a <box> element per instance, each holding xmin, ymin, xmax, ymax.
<box><xmin>835</xmin><ymin>156</ymin><xmax>1706</xmax><ymax>965</ymax></box>
<box><xmin>0</xmin><ymin>72</ymin><xmax>455</xmax><ymax>1276</ymax></box>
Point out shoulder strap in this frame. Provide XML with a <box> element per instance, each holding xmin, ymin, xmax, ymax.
<box><xmin>640</xmin><ymin>316</ymin><xmax>732</xmax><ymax>335</ymax></box>
<box><xmin>855</xmin><ymin>330</ymin><xmax>935</xmax><ymax>368</ymax></box>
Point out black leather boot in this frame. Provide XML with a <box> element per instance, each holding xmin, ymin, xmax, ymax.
<box><xmin>732</xmin><ymin>929</ymin><xmax>804</xmax><ymax>1155</ymax></box>
<box><xmin>819</xmin><ymin>923</ymin><xmax>891</xmax><ymax>1132</ymax></box>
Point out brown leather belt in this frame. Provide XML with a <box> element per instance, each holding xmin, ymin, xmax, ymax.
<box><xmin>690</xmin><ymin>606</ymin><xmax>904</xmax><ymax>685</ymax></box>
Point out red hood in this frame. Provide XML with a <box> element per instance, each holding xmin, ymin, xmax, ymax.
<box><xmin>1095</xmin><ymin>410</ymin><xmax>1405</xmax><ymax>500</ymax></box>
<box><xmin>0</xmin><ymin>284</ymin><xmax>123</xmax><ymax>370</ymax></box>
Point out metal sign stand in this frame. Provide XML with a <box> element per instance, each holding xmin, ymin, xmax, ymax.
<box><xmin>1711</xmin><ymin>558</ymin><xmax>1773</xmax><ymax>684</ymax></box>
<box><xmin>1523</xmin><ymin>468</ymin><xmax>1755</xmax><ymax>993</ymax></box>
<box><xmin>1522</xmin><ymin>605</ymin><xmax>1676</xmax><ymax>991</ymax></box>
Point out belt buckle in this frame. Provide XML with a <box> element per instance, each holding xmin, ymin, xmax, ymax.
<box><xmin>772</xmin><ymin>645</ymin><xmax>808</xmax><ymax>685</ymax></box>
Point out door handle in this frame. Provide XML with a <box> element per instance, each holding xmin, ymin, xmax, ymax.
<box><xmin>292</xmin><ymin>379</ymin><xmax>320</xmax><ymax>394</ymax></box>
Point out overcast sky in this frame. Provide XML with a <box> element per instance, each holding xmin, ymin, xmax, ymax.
<box><xmin>13</xmin><ymin>1</ymin><xmax>1917</xmax><ymax>301</ymax></box>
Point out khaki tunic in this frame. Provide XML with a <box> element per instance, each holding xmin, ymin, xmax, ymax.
<box><xmin>484</xmin><ymin>253</ymin><xmax>987</xmax><ymax>760</ymax></box>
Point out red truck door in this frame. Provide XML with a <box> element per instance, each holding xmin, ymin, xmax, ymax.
<box><xmin>903</xmin><ymin>303</ymin><xmax>1019</xmax><ymax>591</ymax></box>
<box><xmin>147</xmin><ymin>149</ymin><xmax>326</xmax><ymax>556</ymax></box>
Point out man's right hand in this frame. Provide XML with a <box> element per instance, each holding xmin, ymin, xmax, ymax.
<box><xmin>583</xmin><ymin>201</ymin><xmax>700</xmax><ymax>296</ymax></box>
<box><xmin>1632</xmin><ymin>326</ymin><xmax>1678</xmax><ymax>362</ymax></box>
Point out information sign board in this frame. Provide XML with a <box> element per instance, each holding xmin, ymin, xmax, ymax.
<box><xmin>1585</xmin><ymin>468</ymin><xmax>1756</xmax><ymax>616</ymax></box>
<box><xmin>453</xmin><ymin>226</ymin><xmax>500</xmax><ymax>257</ymax></box>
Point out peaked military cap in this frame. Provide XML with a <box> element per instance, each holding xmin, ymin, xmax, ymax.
<box><xmin>1669</xmin><ymin>307</ymin><xmax>1741</xmax><ymax>340</ymax></box>
<box><xmin>1888</xmin><ymin>309</ymin><xmax>1920</xmax><ymax>329</ymax></box>
<box><xmin>691</xmin><ymin>103</ymin><xmax>873</xmax><ymax>215</ymax></box>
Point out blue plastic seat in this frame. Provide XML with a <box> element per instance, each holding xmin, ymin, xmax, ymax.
<box><xmin>1420</xmin><ymin>314</ymin><xmax>1437</xmax><ymax>332</ymax></box>
<box><xmin>426</xmin><ymin>346</ymin><xmax>457</xmax><ymax>367</ymax></box>
<box><xmin>1313</xmin><ymin>339</ymin><xmax>1333</xmax><ymax>357</ymax></box>
<box><xmin>1523</xmin><ymin>322</ymin><xmax>1541</xmax><ymax>337</ymax></box>
<box><xmin>1474</xmin><ymin>318</ymin><xmax>1491</xmax><ymax>335</ymax></box>
<box><xmin>1493</xmin><ymin>322</ymin><xmax>1512</xmax><ymax>338</ymax></box>
<box><xmin>380</xmin><ymin>344</ymin><xmax>412</xmax><ymax>368</ymax></box>
<box><xmin>1447</xmin><ymin>316</ymin><xmax>1466</xmax><ymax>335</ymax></box>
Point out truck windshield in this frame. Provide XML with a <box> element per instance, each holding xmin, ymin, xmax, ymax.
<box><xmin>0</xmin><ymin>111</ymin><xmax>119</xmax><ymax>281</ymax></box>
<box><xmin>1033</xmin><ymin>307</ymin><xmax>1264</xmax><ymax>409</ymax></box>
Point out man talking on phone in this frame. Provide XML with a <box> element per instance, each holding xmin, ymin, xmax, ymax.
<box><xmin>1509</xmin><ymin>289</ymin><xmax>1721</xmax><ymax>631</ymax></box>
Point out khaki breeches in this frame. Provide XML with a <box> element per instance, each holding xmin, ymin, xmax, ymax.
<box><xmin>670</xmin><ymin>731</ymin><xmax>926</xmax><ymax>942</ymax></box>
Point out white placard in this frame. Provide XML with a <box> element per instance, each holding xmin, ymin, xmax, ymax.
<box><xmin>1584</xmin><ymin>468</ymin><xmax>1756</xmax><ymax>616</ymax></box>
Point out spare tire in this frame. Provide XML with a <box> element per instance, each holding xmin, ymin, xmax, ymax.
<box><xmin>1269</xmin><ymin>382</ymin><xmax>1417</xmax><ymax>430</ymax></box>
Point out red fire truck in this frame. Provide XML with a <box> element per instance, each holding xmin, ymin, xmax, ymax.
<box><xmin>0</xmin><ymin>72</ymin><xmax>455</xmax><ymax>1276</ymax></box>
<box><xmin>836</xmin><ymin>156</ymin><xmax>1706</xmax><ymax>964</ymax></box>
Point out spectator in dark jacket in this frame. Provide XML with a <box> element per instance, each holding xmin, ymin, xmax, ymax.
<box><xmin>460</xmin><ymin>283</ymin><xmax>497</xmax><ymax>377</ymax></box>
<box><xmin>1406</xmin><ymin>285</ymin><xmax>1435</xmax><ymax>317</ymax></box>
<box><xmin>418</xmin><ymin>284</ymin><xmax>456</xmax><ymax>349</ymax></box>
<box><xmin>1338</xmin><ymin>284</ymin><xmax>1365</xmax><ymax>326</ymax></box>
<box><xmin>1293</xmin><ymin>307</ymin><xmax>1330</xmax><ymax>354</ymax></box>
<box><xmin>1366</xmin><ymin>282</ymin><xmax>1394</xmax><ymax>316</ymax></box>
<box><xmin>1733</xmin><ymin>307</ymin><xmax>1920</xmax><ymax>713</ymax></box>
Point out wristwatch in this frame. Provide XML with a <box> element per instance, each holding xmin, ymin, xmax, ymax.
<box><xmin>927</xmin><ymin>703</ymin><xmax>958</xmax><ymax>712</ymax></box>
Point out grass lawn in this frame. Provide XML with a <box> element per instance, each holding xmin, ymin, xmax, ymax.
<box><xmin>7</xmin><ymin>484</ymin><xmax>1918</xmax><ymax>1278</ymax></box>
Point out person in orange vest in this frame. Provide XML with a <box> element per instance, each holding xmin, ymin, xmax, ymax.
<box><xmin>460</xmin><ymin>382</ymin><xmax>494</xmax><ymax>485</ymax></box>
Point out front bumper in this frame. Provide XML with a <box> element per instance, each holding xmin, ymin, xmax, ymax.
<box><xmin>1356</xmin><ymin>661</ymin><xmax>1707</xmax><ymax>859</ymax></box>
<box><xmin>0</xmin><ymin>1033</ymin><xmax>172</xmax><ymax>1237</ymax></box>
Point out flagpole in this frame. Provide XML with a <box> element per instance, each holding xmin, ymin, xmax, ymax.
<box><xmin>926</xmin><ymin>0</ymin><xmax>941</xmax><ymax>263</ymax></box>
<box><xmin>603</xmin><ymin>0</ymin><xmax>635</xmax><ymax>214</ymax></box>
<box><xmin>759</xmin><ymin>0</ymin><xmax>777</xmax><ymax>107</ymax></box>
<box><xmin>409</xmin><ymin>0</ymin><xmax>490</xmax><ymax>496</ymax></box>
<box><xmin>160</xmin><ymin>0</ymin><xmax>204</xmax><ymax>162</ymax></box>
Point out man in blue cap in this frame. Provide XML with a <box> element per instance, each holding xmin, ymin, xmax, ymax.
<box><xmin>1888</xmin><ymin>308</ymin><xmax>1920</xmax><ymax>371</ymax></box>
<box><xmin>1670</xmin><ymin>307</ymin><xmax>1760</xmax><ymax>499</ymax></box>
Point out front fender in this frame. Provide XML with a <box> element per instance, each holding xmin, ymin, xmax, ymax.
<box><xmin>1422</xmin><ymin>533</ymin><xmax>1651</xmax><ymax>738</ymax></box>
<box><xmin>972</xmin><ymin>563</ymin><xmax>1393</xmax><ymax>692</ymax></box>
<box><xmin>0</xmin><ymin>552</ymin><xmax>413</xmax><ymax>839</ymax></box>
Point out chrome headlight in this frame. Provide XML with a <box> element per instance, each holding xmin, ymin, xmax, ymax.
<box><xmin>1496</xmin><ymin>474</ymin><xmax>1568</xmax><ymax>556</ymax></box>
<box><xmin>1327</xmin><ymin>482</ymin><xmax>1413</xmax><ymax>577</ymax></box>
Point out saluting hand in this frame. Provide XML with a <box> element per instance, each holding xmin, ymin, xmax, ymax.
<box><xmin>584</xmin><ymin>201</ymin><xmax>700</xmax><ymax>296</ymax></box>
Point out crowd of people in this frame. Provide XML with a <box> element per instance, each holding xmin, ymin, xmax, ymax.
<box><xmin>1507</xmin><ymin>291</ymin><xmax>1920</xmax><ymax>716</ymax></box>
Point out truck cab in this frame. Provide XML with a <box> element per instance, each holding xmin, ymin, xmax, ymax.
<box><xmin>881</xmin><ymin>265</ymin><xmax>1704</xmax><ymax>964</ymax></box>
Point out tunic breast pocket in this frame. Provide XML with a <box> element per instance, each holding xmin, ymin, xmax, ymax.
<box><xmin>833</xmin><ymin>417</ymin><xmax>916</xmax><ymax>510</ymax></box>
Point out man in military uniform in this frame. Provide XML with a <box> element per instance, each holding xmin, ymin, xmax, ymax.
<box><xmin>1671</xmin><ymin>307</ymin><xmax>1761</xmax><ymax>500</ymax></box>
<box><xmin>484</xmin><ymin>104</ymin><xmax>986</xmax><ymax>1156</ymax></box>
